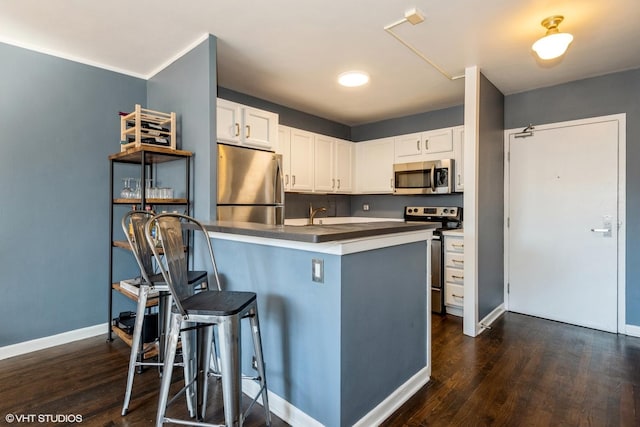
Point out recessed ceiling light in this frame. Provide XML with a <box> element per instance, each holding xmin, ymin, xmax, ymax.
<box><xmin>338</xmin><ymin>71</ymin><xmax>370</xmax><ymax>87</ymax></box>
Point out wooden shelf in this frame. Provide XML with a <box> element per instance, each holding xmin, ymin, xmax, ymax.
<box><xmin>111</xmin><ymin>325</ymin><xmax>158</xmax><ymax>359</ymax></box>
<box><xmin>112</xmin><ymin>283</ymin><xmax>159</xmax><ymax>307</ymax></box>
<box><xmin>113</xmin><ymin>198</ymin><xmax>188</xmax><ymax>205</ymax></box>
<box><xmin>109</xmin><ymin>145</ymin><xmax>192</xmax><ymax>164</ymax></box>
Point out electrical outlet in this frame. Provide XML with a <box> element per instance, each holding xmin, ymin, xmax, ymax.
<box><xmin>312</xmin><ymin>259</ymin><xmax>324</xmax><ymax>283</ymax></box>
<box><xmin>363</xmin><ymin>203</ymin><xmax>370</xmax><ymax>211</ymax></box>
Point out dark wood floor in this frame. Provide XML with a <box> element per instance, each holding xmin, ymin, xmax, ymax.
<box><xmin>1</xmin><ymin>312</ymin><xmax>639</xmax><ymax>426</ymax></box>
<box><xmin>383</xmin><ymin>312</ymin><xmax>640</xmax><ymax>427</ymax></box>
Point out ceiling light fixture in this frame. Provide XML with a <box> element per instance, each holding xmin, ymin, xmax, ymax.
<box><xmin>383</xmin><ymin>8</ymin><xmax>464</xmax><ymax>81</ymax></box>
<box><xmin>338</xmin><ymin>71</ymin><xmax>370</xmax><ymax>87</ymax></box>
<box><xmin>532</xmin><ymin>15</ymin><xmax>574</xmax><ymax>60</ymax></box>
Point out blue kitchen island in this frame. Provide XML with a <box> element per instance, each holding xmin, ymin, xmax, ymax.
<box><xmin>202</xmin><ymin>220</ymin><xmax>435</xmax><ymax>426</ymax></box>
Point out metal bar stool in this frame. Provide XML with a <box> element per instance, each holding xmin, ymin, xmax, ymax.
<box><xmin>147</xmin><ymin>213</ymin><xmax>271</xmax><ymax>427</ymax></box>
<box><xmin>120</xmin><ymin>210</ymin><xmax>208</xmax><ymax>416</ymax></box>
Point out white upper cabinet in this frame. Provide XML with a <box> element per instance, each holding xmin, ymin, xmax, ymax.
<box><xmin>216</xmin><ymin>99</ymin><xmax>278</xmax><ymax>150</ymax></box>
<box><xmin>452</xmin><ymin>125</ymin><xmax>464</xmax><ymax>192</ymax></box>
<box><xmin>355</xmin><ymin>137</ymin><xmax>395</xmax><ymax>194</ymax></box>
<box><xmin>334</xmin><ymin>139</ymin><xmax>354</xmax><ymax>193</ymax></box>
<box><xmin>276</xmin><ymin>126</ymin><xmax>292</xmax><ymax>191</ymax></box>
<box><xmin>394</xmin><ymin>128</ymin><xmax>453</xmax><ymax>163</ymax></box>
<box><xmin>288</xmin><ymin>127</ymin><xmax>315</xmax><ymax>192</ymax></box>
<box><xmin>314</xmin><ymin>135</ymin><xmax>335</xmax><ymax>192</ymax></box>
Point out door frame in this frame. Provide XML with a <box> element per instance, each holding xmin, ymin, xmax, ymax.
<box><xmin>503</xmin><ymin>113</ymin><xmax>626</xmax><ymax>333</ymax></box>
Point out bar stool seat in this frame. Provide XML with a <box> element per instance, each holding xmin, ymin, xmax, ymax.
<box><xmin>148</xmin><ymin>213</ymin><xmax>271</xmax><ymax>427</ymax></box>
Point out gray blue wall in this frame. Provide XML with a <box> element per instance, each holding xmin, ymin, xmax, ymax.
<box><xmin>0</xmin><ymin>42</ymin><xmax>146</xmax><ymax>346</ymax></box>
<box><xmin>148</xmin><ymin>35</ymin><xmax>217</xmax><ymax>220</ymax></box>
<box><xmin>477</xmin><ymin>73</ymin><xmax>505</xmax><ymax>319</ymax></box>
<box><xmin>505</xmin><ymin>68</ymin><xmax>640</xmax><ymax>326</ymax></box>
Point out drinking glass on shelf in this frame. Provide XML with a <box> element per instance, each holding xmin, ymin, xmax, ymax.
<box><xmin>120</xmin><ymin>178</ymin><xmax>133</xmax><ymax>198</ymax></box>
<box><xmin>145</xmin><ymin>178</ymin><xmax>153</xmax><ymax>199</ymax></box>
<box><xmin>133</xmin><ymin>178</ymin><xmax>141</xmax><ymax>199</ymax></box>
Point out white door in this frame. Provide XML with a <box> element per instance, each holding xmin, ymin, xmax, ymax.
<box><xmin>507</xmin><ymin>118</ymin><xmax>621</xmax><ymax>333</ymax></box>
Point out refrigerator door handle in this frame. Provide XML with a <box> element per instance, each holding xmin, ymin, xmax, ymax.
<box><xmin>275</xmin><ymin>154</ymin><xmax>285</xmax><ymax>205</ymax></box>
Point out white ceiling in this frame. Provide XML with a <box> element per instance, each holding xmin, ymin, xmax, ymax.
<box><xmin>1</xmin><ymin>0</ymin><xmax>639</xmax><ymax>126</ymax></box>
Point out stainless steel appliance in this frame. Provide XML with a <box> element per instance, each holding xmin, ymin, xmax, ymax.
<box><xmin>393</xmin><ymin>159</ymin><xmax>454</xmax><ymax>195</ymax></box>
<box><xmin>404</xmin><ymin>206</ymin><xmax>462</xmax><ymax>314</ymax></box>
<box><xmin>217</xmin><ymin>143</ymin><xmax>285</xmax><ymax>225</ymax></box>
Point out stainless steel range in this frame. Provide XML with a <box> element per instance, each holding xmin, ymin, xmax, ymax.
<box><xmin>404</xmin><ymin>206</ymin><xmax>462</xmax><ymax>314</ymax></box>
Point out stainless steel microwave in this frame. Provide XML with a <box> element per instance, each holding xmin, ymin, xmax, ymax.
<box><xmin>393</xmin><ymin>159</ymin><xmax>454</xmax><ymax>195</ymax></box>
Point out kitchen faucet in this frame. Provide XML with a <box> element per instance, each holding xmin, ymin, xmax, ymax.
<box><xmin>309</xmin><ymin>204</ymin><xmax>327</xmax><ymax>225</ymax></box>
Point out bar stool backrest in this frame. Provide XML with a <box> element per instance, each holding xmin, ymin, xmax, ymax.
<box><xmin>121</xmin><ymin>210</ymin><xmax>155</xmax><ymax>285</ymax></box>
<box><xmin>146</xmin><ymin>213</ymin><xmax>222</xmax><ymax>316</ymax></box>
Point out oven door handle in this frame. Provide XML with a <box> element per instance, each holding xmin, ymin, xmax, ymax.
<box><xmin>430</xmin><ymin>163</ymin><xmax>436</xmax><ymax>192</ymax></box>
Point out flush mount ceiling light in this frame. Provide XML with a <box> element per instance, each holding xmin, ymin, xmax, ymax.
<box><xmin>532</xmin><ymin>15</ymin><xmax>574</xmax><ymax>60</ymax></box>
<box><xmin>338</xmin><ymin>71</ymin><xmax>370</xmax><ymax>87</ymax></box>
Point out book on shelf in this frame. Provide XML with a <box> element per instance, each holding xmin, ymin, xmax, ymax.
<box><xmin>120</xmin><ymin>278</ymin><xmax>159</xmax><ymax>297</ymax></box>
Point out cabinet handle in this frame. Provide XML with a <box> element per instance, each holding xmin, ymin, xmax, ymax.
<box><xmin>285</xmin><ymin>175</ymin><xmax>289</xmax><ymax>185</ymax></box>
<box><xmin>452</xmin><ymin>294</ymin><xmax>464</xmax><ymax>299</ymax></box>
<box><xmin>332</xmin><ymin>178</ymin><xmax>335</xmax><ymax>189</ymax></box>
<box><xmin>337</xmin><ymin>179</ymin><xmax>341</xmax><ymax>189</ymax></box>
<box><xmin>246</xmin><ymin>125</ymin><xmax>251</xmax><ymax>138</ymax></box>
<box><xmin>457</xmin><ymin>174</ymin><xmax>461</xmax><ymax>186</ymax></box>
<box><xmin>292</xmin><ymin>175</ymin><xmax>296</xmax><ymax>186</ymax></box>
<box><xmin>235</xmin><ymin>123</ymin><xmax>240</xmax><ymax>137</ymax></box>
<box><xmin>416</xmin><ymin>140</ymin><xmax>420</xmax><ymax>151</ymax></box>
<box><xmin>390</xmin><ymin>178</ymin><xmax>394</xmax><ymax>189</ymax></box>
<box><xmin>452</xmin><ymin>243</ymin><xmax>464</xmax><ymax>248</ymax></box>
<box><xmin>425</xmin><ymin>138</ymin><xmax>429</xmax><ymax>150</ymax></box>
<box><xmin>452</xmin><ymin>259</ymin><xmax>464</xmax><ymax>264</ymax></box>
<box><xmin>452</xmin><ymin>275</ymin><xmax>464</xmax><ymax>280</ymax></box>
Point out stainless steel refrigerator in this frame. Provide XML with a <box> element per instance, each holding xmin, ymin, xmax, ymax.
<box><xmin>216</xmin><ymin>143</ymin><xmax>285</xmax><ymax>225</ymax></box>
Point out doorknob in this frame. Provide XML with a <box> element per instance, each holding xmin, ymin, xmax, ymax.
<box><xmin>590</xmin><ymin>216</ymin><xmax>612</xmax><ymax>237</ymax></box>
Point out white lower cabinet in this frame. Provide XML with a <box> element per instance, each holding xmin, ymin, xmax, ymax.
<box><xmin>444</xmin><ymin>233</ymin><xmax>464</xmax><ymax>316</ymax></box>
<box><xmin>355</xmin><ymin>137</ymin><xmax>395</xmax><ymax>193</ymax></box>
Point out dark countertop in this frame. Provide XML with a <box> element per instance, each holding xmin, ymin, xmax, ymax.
<box><xmin>201</xmin><ymin>220</ymin><xmax>439</xmax><ymax>243</ymax></box>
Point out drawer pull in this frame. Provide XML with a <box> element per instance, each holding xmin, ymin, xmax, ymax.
<box><xmin>451</xmin><ymin>243</ymin><xmax>464</xmax><ymax>248</ymax></box>
<box><xmin>452</xmin><ymin>275</ymin><xmax>464</xmax><ymax>280</ymax></box>
<box><xmin>452</xmin><ymin>294</ymin><xmax>464</xmax><ymax>299</ymax></box>
<box><xmin>452</xmin><ymin>259</ymin><xmax>464</xmax><ymax>264</ymax></box>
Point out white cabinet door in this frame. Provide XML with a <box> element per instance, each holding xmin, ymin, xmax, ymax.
<box><xmin>314</xmin><ymin>135</ymin><xmax>335</xmax><ymax>192</ymax></box>
<box><xmin>216</xmin><ymin>99</ymin><xmax>278</xmax><ymax>150</ymax></box>
<box><xmin>216</xmin><ymin>99</ymin><xmax>242</xmax><ymax>144</ymax></box>
<box><xmin>394</xmin><ymin>128</ymin><xmax>453</xmax><ymax>163</ymax></box>
<box><xmin>422</xmin><ymin>128</ymin><xmax>453</xmax><ymax>155</ymax></box>
<box><xmin>277</xmin><ymin>126</ymin><xmax>292</xmax><ymax>191</ymax></box>
<box><xmin>356</xmin><ymin>137</ymin><xmax>395</xmax><ymax>193</ymax></box>
<box><xmin>243</xmin><ymin>106</ymin><xmax>278</xmax><ymax>150</ymax></box>
<box><xmin>394</xmin><ymin>133</ymin><xmax>422</xmax><ymax>162</ymax></box>
<box><xmin>289</xmin><ymin>128</ymin><xmax>314</xmax><ymax>191</ymax></box>
<box><xmin>335</xmin><ymin>139</ymin><xmax>353</xmax><ymax>193</ymax></box>
<box><xmin>453</xmin><ymin>125</ymin><xmax>464</xmax><ymax>192</ymax></box>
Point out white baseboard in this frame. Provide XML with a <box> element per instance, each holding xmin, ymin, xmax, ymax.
<box><xmin>242</xmin><ymin>380</ymin><xmax>323</xmax><ymax>427</ymax></box>
<box><xmin>244</xmin><ymin>365</ymin><xmax>430</xmax><ymax>427</ymax></box>
<box><xmin>478</xmin><ymin>303</ymin><xmax>505</xmax><ymax>335</ymax></box>
<box><xmin>0</xmin><ymin>323</ymin><xmax>107</xmax><ymax>361</ymax></box>
<box><xmin>353</xmin><ymin>365</ymin><xmax>430</xmax><ymax>427</ymax></box>
<box><xmin>625</xmin><ymin>324</ymin><xmax>640</xmax><ymax>337</ymax></box>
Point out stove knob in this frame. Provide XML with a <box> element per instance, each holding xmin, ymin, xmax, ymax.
<box><xmin>443</xmin><ymin>208</ymin><xmax>448</xmax><ymax>213</ymax></box>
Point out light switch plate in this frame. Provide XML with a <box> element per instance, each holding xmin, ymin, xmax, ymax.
<box><xmin>312</xmin><ymin>258</ymin><xmax>324</xmax><ymax>283</ymax></box>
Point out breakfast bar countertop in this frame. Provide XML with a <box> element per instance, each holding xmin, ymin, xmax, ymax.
<box><xmin>200</xmin><ymin>219</ymin><xmax>439</xmax><ymax>243</ymax></box>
